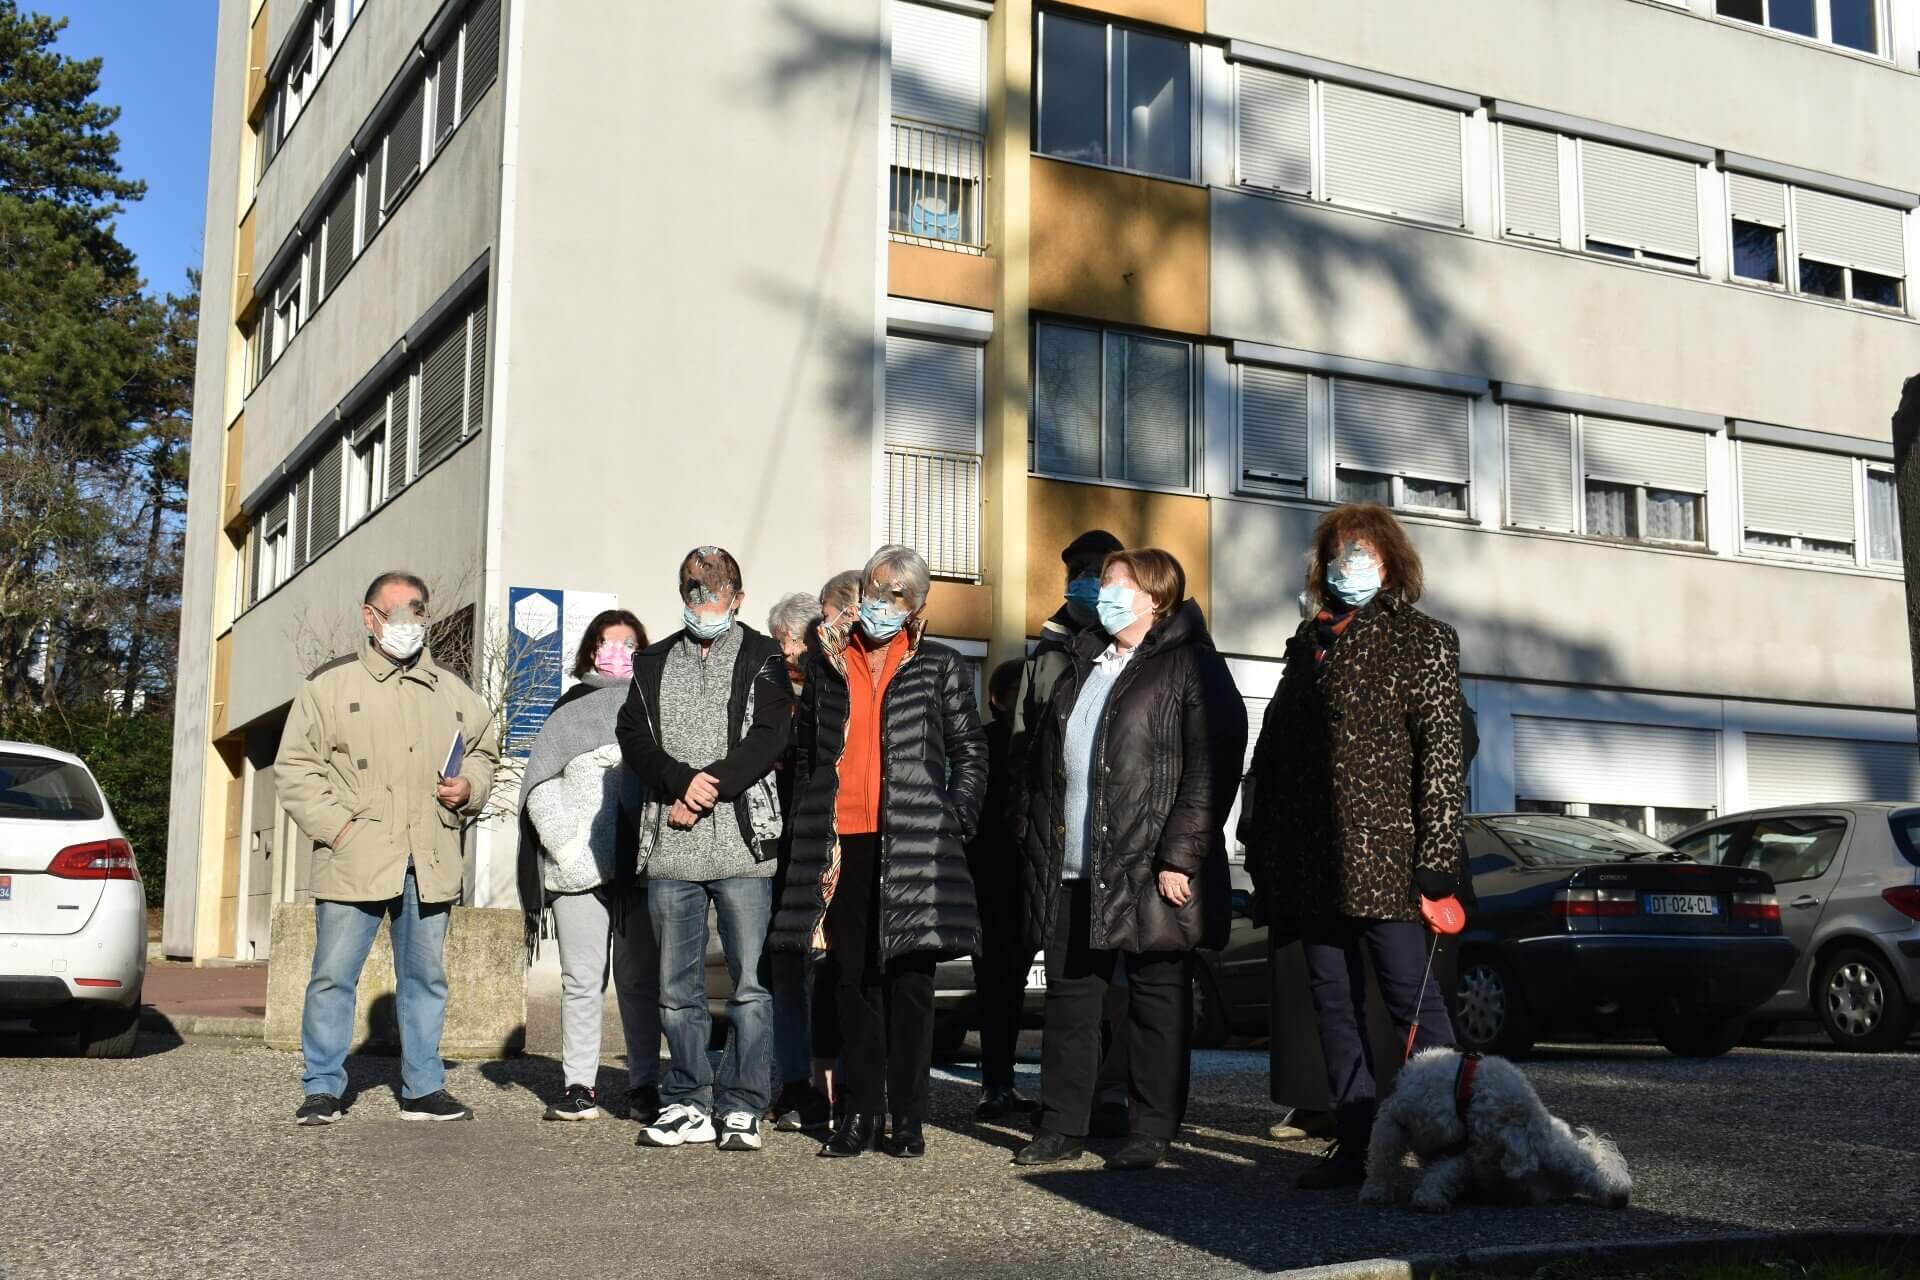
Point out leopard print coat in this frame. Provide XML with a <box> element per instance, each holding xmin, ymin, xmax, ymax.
<box><xmin>1245</xmin><ymin>594</ymin><xmax>1465</xmax><ymax>924</ymax></box>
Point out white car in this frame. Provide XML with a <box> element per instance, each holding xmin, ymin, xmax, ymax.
<box><xmin>0</xmin><ymin>741</ymin><xmax>147</xmax><ymax>1057</ymax></box>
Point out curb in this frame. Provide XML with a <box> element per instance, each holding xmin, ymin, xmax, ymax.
<box><xmin>140</xmin><ymin>1008</ymin><xmax>266</xmax><ymax>1040</ymax></box>
<box><xmin>1232</xmin><ymin>1228</ymin><xmax>1920</xmax><ymax>1279</ymax></box>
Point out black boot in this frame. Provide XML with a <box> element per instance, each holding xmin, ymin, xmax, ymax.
<box><xmin>974</xmin><ymin>1084</ymin><xmax>1035</xmax><ymax>1121</ymax></box>
<box><xmin>1013</xmin><ymin>1129</ymin><xmax>1085</xmax><ymax>1166</ymax></box>
<box><xmin>819</xmin><ymin>1113</ymin><xmax>884</xmax><ymax>1158</ymax></box>
<box><xmin>1296</xmin><ymin>1103</ymin><xmax>1372</xmax><ymax>1190</ymax></box>
<box><xmin>885</xmin><ymin>1115</ymin><xmax>926</xmax><ymax>1158</ymax></box>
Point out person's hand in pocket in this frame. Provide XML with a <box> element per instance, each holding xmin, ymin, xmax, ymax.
<box><xmin>1156</xmin><ymin>869</ymin><xmax>1192</xmax><ymax>907</ymax></box>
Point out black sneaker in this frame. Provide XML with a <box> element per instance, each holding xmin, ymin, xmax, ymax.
<box><xmin>295</xmin><ymin>1093</ymin><xmax>343</xmax><ymax>1126</ymax></box>
<box><xmin>1296</xmin><ymin>1139</ymin><xmax>1366</xmax><ymax>1189</ymax></box>
<box><xmin>543</xmin><ymin>1084</ymin><xmax>602</xmax><ymax>1122</ymax></box>
<box><xmin>399</xmin><ymin>1090</ymin><xmax>475</xmax><ymax>1122</ymax></box>
<box><xmin>772</xmin><ymin>1082</ymin><xmax>830</xmax><ymax>1133</ymax></box>
<box><xmin>627</xmin><ymin>1083</ymin><xmax>662</xmax><ymax>1125</ymax></box>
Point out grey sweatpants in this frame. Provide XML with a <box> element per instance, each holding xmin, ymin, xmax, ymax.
<box><xmin>551</xmin><ymin>886</ymin><xmax>662</xmax><ymax>1091</ymax></box>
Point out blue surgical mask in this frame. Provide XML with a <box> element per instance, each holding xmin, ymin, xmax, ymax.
<box><xmin>859</xmin><ymin>597</ymin><xmax>909</xmax><ymax>643</ymax></box>
<box><xmin>1096</xmin><ymin>585</ymin><xmax>1138</xmax><ymax>636</ymax></box>
<box><xmin>1064</xmin><ymin>575</ymin><xmax>1101</xmax><ymax>628</ymax></box>
<box><xmin>1325</xmin><ymin>546</ymin><xmax>1382</xmax><ymax>610</ymax></box>
<box><xmin>683</xmin><ymin>606</ymin><xmax>735</xmax><ymax>641</ymax></box>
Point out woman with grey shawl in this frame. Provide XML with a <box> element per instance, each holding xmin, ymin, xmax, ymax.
<box><xmin>515</xmin><ymin>610</ymin><xmax>663</xmax><ymax>1122</ymax></box>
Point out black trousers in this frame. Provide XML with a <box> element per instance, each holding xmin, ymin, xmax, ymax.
<box><xmin>971</xmin><ymin>872</ymin><xmax>1032</xmax><ymax>1090</ymax></box>
<box><xmin>828</xmin><ymin>834</ymin><xmax>936</xmax><ymax>1117</ymax></box>
<box><xmin>1039</xmin><ymin>879</ymin><xmax>1193</xmax><ymax>1141</ymax></box>
<box><xmin>1299</xmin><ymin>917</ymin><xmax>1455</xmax><ymax>1125</ymax></box>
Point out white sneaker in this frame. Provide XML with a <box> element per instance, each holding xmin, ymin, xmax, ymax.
<box><xmin>637</xmin><ymin>1103</ymin><xmax>716</xmax><ymax>1147</ymax></box>
<box><xmin>715</xmin><ymin>1110</ymin><xmax>764</xmax><ymax>1152</ymax></box>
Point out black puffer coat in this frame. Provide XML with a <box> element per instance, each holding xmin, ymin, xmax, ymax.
<box><xmin>1016</xmin><ymin>601</ymin><xmax>1247</xmax><ymax>957</ymax></box>
<box><xmin>769</xmin><ymin>622</ymin><xmax>989</xmax><ymax>961</ymax></box>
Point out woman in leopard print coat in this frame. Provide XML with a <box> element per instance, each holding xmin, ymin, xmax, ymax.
<box><xmin>1245</xmin><ymin>502</ymin><xmax>1466</xmax><ymax>1191</ymax></box>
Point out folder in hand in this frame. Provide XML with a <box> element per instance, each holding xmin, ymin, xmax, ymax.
<box><xmin>441</xmin><ymin>731</ymin><xmax>465</xmax><ymax>782</ymax></box>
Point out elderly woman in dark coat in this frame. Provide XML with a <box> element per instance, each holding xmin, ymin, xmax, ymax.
<box><xmin>1245</xmin><ymin>502</ymin><xmax>1467</xmax><ymax>1191</ymax></box>
<box><xmin>1012</xmin><ymin>548</ymin><xmax>1246</xmax><ymax>1171</ymax></box>
<box><xmin>770</xmin><ymin>545</ymin><xmax>987</xmax><ymax>1160</ymax></box>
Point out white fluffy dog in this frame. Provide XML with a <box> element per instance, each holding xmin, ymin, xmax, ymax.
<box><xmin>1358</xmin><ymin>1048</ymin><xmax>1633</xmax><ymax>1214</ymax></box>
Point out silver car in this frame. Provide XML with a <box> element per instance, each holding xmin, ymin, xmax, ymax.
<box><xmin>1672</xmin><ymin>803</ymin><xmax>1920</xmax><ymax>1051</ymax></box>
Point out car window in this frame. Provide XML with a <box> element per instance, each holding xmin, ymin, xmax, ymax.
<box><xmin>1891</xmin><ymin>811</ymin><xmax>1920</xmax><ymax>868</ymax></box>
<box><xmin>0</xmin><ymin>753</ymin><xmax>105</xmax><ymax>821</ymax></box>
<box><xmin>1739</xmin><ymin>814</ymin><xmax>1847</xmax><ymax>884</ymax></box>
<box><xmin>1481</xmin><ymin>815</ymin><xmax>1668</xmax><ymax>866</ymax></box>
<box><xmin>1671</xmin><ymin>824</ymin><xmax>1742</xmax><ymax>866</ymax></box>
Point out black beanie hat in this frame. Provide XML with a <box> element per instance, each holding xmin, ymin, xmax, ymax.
<box><xmin>1062</xmin><ymin>529</ymin><xmax>1123</xmax><ymax>580</ymax></box>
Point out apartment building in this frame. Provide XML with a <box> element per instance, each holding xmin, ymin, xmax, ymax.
<box><xmin>165</xmin><ymin>0</ymin><xmax>1920</xmax><ymax>960</ymax></box>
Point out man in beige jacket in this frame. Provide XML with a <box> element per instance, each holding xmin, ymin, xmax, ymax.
<box><xmin>274</xmin><ymin>571</ymin><xmax>499</xmax><ymax>1126</ymax></box>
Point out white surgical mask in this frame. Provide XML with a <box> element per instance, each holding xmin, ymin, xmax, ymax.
<box><xmin>378</xmin><ymin>620</ymin><xmax>426</xmax><ymax>661</ymax></box>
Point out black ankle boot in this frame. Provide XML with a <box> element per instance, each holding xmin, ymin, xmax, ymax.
<box><xmin>1296</xmin><ymin>1103</ymin><xmax>1372</xmax><ymax>1190</ymax></box>
<box><xmin>1013</xmin><ymin>1129</ymin><xmax>1085</xmax><ymax>1166</ymax></box>
<box><xmin>885</xmin><ymin>1115</ymin><xmax>925</xmax><ymax>1158</ymax></box>
<box><xmin>819</xmin><ymin>1113</ymin><xmax>883</xmax><ymax>1158</ymax></box>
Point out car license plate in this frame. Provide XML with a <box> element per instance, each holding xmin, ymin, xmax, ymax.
<box><xmin>0</xmin><ymin>874</ymin><xmax>9</xmax><ymax>901</ymax></box>
<box><xmin>1025</xmin><ymin>961</ymin><xmax>1047</xmax><ymax>992</ymax></box>
<box><xmin>1645</xmin><ymin>893</ymin><xmax>1717</xmax><ymax>916</ymax></box>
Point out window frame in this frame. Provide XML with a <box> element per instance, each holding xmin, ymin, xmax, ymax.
<box><xmin>1501</xmin><ymin>406</ymin><xmax>1711</xmax><ymax>550</ymax></box>
<box><xmin>1029</xmin><ymin>318</ymin><xmax>1199</xmax><ymax>494</ymax></box>
<box><xmin>1572</xmin><ymin>137</ymin><xmax>1704</xmax><ymax>274</ymax></box>
<box><xmin>1723</xmin><ymin>172</ymin><xmax>1910</xmax><ymax>314</ymax></box>
<box><xmin>1034</xmin><ymin>8</ymin><xmax>1201</xmax><ymax>184</ymax></box>
<box><xmin>1732</xmin><ymin>441</ymin><xmax>1897</xmax><ymax>570</ymax></box>
<box><xmin>1866</xmin><ymin>462</ymin><xmax>1902</xmax><ymax>567</ymax></box>
<box><xmin>1516</xmin><ymin>799</ymin><xmax>1717</xmax><ymax>841</ymax></box>
<box><xmin>346</xmin><ymin>424</ymin><xmax>386</xmax><ymax>528</ymax></box>
<box><xmin>1714</xmin><ymin>0</ymin><xmax>1888</xmax><ymax>60</ymax></box>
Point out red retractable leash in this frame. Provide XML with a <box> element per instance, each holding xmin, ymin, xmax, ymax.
<box><xmin>1404</xmin><ymin>894</ymin><xmax>1467</xmax><ymax>1064</ymax></box>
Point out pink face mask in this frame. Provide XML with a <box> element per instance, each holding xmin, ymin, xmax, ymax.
<box><xmin>593</xmin><ymin>642</ymin><xmax>635</xmax><ymax>681</ymax></box>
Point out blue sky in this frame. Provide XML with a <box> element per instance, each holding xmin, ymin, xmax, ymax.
<box><xmin>35</xmin><ymin>0</ymin><xmax>219</xmax><ymax>298</ymax></box>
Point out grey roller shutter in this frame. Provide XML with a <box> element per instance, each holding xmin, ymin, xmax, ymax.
<box><xmin>890</xmin><ymin>0</ymin><xmax>983</xmax><ymax>131</ymax></box>
<box><xmin>1239</xmin><ymin>365</ymin><xmax>1309</xmax><ymax>493</ymax></box>
<box><xmin>383</xmin><ymin>83</ymin><xmax>425</xmax><ymax>210</ymax></box>
<box><xmin>1514</xmin><ymin>716</ymin><xmax>1719</xmax><ymax>809</ymax></box>
<box><xmin>1235</xmin><ymin>65</ymin><xmax>1311</xmax><ymax>195</ymax></box>
<box><xmin>417</xmin><ymin>323</ymin><xmax>465</xmax><ymax>470</ymax></box>
<box><xmin>463</xmin><ymin>0</ymin><xmax>500</xmax><ymax>110</ymax></box>
<box><xmin>1110</xmin><ymin>333</ymin><xmax>1191</xmax><ymax>488</ymax></box>
<box><xmin>1332</xmin><ymin>378</ymin><xmax>1470</xmax><ymax>483</ymax></box>
<box><xmin>387</xmin><ymin>380</ymin><xmax>411</xmax><ymax>495</ymax></box>
<box><xmin>1506</xmin><ymin>405</ymin><xmax>1574</xmax><ymax>532</ymax></box>
<box><xmin>1747</xmin><ymin>733</ymin><xmax>1920</xmax><ymax>806</ymax></box>
<box><xmin>1728</xmin><ymin>172</ymin><xmax>1786</xmax><ymax>226</ymax></box>
<box><xmin>433</xmin><ymin>48</ymin><xmax>458</xmax><ymax>148</ymax></box>
<box><xmin>292</xmin><ymin>481</ymin><xmax>310</xmax><ymax>572</ymax></box>
<box><xmin>1322</xmin><ymin>82</ymin><xmax>1464</xmax><ymax>227</ymax></box>
<box><xmin>1582</xmin><ymin>417</ymin><xmax>1706</xmax><ymax>491</ymax></box>
<box><xmin>885</xmin><ymin>334</ymin><xmax>980</xmax><ymax>453</ymax></box>
<box><xmin>321</xmin><ymin>181</ymin><xmax>355</xmax><ymax>301</ymax></box>
<box><xmin>309</xmin><ymin>440</ymin><xmax>343</xmax><ymax>554</ymax></box>
<box><xmin>1793</xmin><ymin>187</ymin><xmax>1905</xmax><ymax>278</ymax></box>
<box><xmin>1034</xmin><ymin>323</ymin><xmax>1102</xmax><ymax>479</ymax></box>
<box><xmin>1581</xmin><ymin>140</ymin><xmax>1699</xmax><ymax>260</ymax></box>
<box><xmin>1500</xmin><ymin>124</ymin><xmax>1560</xmax><ymax>242</ymax></box>
<box><xmin>466</xmin><ymin>301</ymin><xmax>487</xmax><ymax>435</ymax></box>
<box><xmin>1739</xmin><ymin>442</ymin><xmax>1855</xmax><ymax>542</ymax></box>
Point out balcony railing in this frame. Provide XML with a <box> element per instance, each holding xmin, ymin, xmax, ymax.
<box><xmin>889</xmin><ymin>117</ymin><xmax>986</xmax><ymax>253</ymax></box>
<box><xmin>884</xmin><ymin>445</ymin><xmax>982</xmax><ymax>581</ymax></box>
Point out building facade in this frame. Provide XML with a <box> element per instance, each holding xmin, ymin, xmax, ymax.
<box><xmin>166</xmin><ymin>0</ymin><xmax>1920</xmax><ymax>960</ymax></box>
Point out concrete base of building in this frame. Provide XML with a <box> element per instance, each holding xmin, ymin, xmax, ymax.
<box><xmin>262</xmin><ymin>903</ymin><xmax>527</xmax><ymax>1059</ymax></box>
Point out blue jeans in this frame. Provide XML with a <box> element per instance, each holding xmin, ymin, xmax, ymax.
<box><xmin>301</xmin><ymin>869</ymin><xmax>451</xmax><ymax>1101</ymax></box>
<box><xmin>649</xmin><ymin>876</ymin><xmax>773</xmax><ymax>1115</ymax></box>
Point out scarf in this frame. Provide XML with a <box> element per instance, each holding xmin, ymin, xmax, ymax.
<box><xmin>1313</xmin><ymin>607</ymin><xmax>1361</xmax><ymax>666</ymax></box>
<box><xmin>519</xmin><ymin>673</ymin><xmax>639</xmax><ymax>895</ymax></box>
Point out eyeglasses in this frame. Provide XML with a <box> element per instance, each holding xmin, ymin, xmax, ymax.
<box><xmin>370</xmin><ymin>600</ymin><xmax>431</xmax><ymax>624</ymax></box>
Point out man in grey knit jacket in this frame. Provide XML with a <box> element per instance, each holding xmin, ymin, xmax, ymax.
<box><xmin>616</xmin><ymin>547</ymin><xmax>793</xmax><ymax>1152</ymax></box>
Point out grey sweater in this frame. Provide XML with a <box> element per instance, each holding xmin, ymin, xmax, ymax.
<box><xmin>646</xmin><ymin>626</ymin><xmax>773</xmax><ymax>883</ymax></box>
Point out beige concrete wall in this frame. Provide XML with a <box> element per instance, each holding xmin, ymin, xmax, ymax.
<box><xmin>1208</xmin><ymin>0</ymin><xmax>1920</xmax><ymax>192</ymax></box>
<box><xmin>492</xmin><ymin>0</ymin><xmax>884</xmax><ymax>640</ymax></box>
<box><xmin>240</xmin><ymin>97</ymin><xmax>502</xmax><ymax>494</ymax></box>
<box><xmin>1211</xmin><ymin>188</ymin><xmax>1915</xmax><ymax>443</ymax></box>
<box><xmin>1210</xmin><ymin>498</ymin><xmax>1913</xmax><ymax>711</ymax></box>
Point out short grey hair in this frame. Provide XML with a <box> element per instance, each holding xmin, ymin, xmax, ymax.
<box><xmin>767</xmin><ymin>592</ymin><xmax>822</xmax><ymax>643</ymax></box>
<box><xmin>862</xmin><ymin>544</ymin><xmax>931</xmax><ymax>610</ymax></box>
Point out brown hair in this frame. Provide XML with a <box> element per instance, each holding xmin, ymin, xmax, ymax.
<box><xmin>570</xmin><ymin>609</ymin><xmax>648</xmax><ymax>679</ymax></box>
<box><xmin>1305</xmin><ymin>503</ymin><xmax>1424</xmax><ymax>609</ymax></box>
<box><xmin>1102</xmin><ymin>547</ymin><xmax>1186</xmax><ymax>622</ymax></box>
<box><xmin>679</xmin><ymin>546</ymin><xmax>743</xmax><ymax>599</ymax></box>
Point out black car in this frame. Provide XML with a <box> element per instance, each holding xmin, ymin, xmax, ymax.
<box><xmin>1193</xmin><ymin>814</ymin><xmax>1798</xmax><ymax>1059</ymax></box>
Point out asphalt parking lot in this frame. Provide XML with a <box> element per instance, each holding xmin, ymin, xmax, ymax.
<box><xmin>2</xmin><ymin>1027</ymin><xmax>1916</xmax><ymax>1280</ymax></box>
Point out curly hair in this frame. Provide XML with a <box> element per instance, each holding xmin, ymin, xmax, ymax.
<box><xmin>1305</xmin><ymin>503</ymin><xmax>1424</xmax><ymax>609</ymax></box>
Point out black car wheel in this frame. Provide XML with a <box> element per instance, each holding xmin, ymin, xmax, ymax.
<box><xmin>1653</xmin><ymin>1006</ymin><xmax>1744</xmax><ymax>1058</ymax></box>
<box><xmin>1816</xmin><ymin>946</ymin><xmax>1915</xmax><ymax>1053</ymax></box>
<box><xmin>1452</xmin><ymin>952</ymin><xmax>1535</xmax><ymax>1058</ymax></box>
<box><xmin>1190</xmin><ymin>962</ymin><xmax>1228</xmax><ymax>1050</ymax></box>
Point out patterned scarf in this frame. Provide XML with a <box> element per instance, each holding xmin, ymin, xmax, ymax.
<box><xmin>1313</xmin><ymin>607</ymin><xmax>1361</xmax><ymax>666</ymax></box>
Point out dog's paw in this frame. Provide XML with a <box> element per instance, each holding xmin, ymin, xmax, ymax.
<box><xmin>1358</xmin><ymin>1180</ymin><xmax>1393</xmax><ymax>1207</ymax></box>
<box><xmin>1410</xmin><ymin>1190</ymin><xmax>1454</xmax><ymax>1214</ymax></box>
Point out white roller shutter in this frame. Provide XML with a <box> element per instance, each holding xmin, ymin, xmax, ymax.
<box><xmin>1238</xmin><ymin>365</ymin><xmax>1309</xmax><ymax>492</ymax></box>
<box><xmin>1793</xmin><ymin>187</ymin><xmax>1905</xmax><ymax>279</ymax></box>
<box><xmin>1582</xmin><ymin>417</ymin><xmax>1707</xmax><ymax>492</ymax></box>
<box><xmin>1506</xmin><ymin>405</ymin><xmax>1574</xmax><ymax>532</ymax></box>
<box><xmin>1580</xmin><ymin>140</ymin><xmax>1700</xmax><ymax>260</ymax></box>
<box><xmin>1236</xmin><ymin>65</ymin><xmax>1311</xmax><ymax>195</ymax></box>
<box><xmin>1332</xmin><ymin>378</ymin><xmax>1471</xmax><ymax>483</ymax></box>
<box><xmin>1739</xmin><ymin>442</ymin><xmax>1855</xmax><ymax>543</ymax></box>
<box><xmin>1747</xmin><ymin>734</ymin><xmax>1920</xmax><ymax>806</ymax></box>
<box><xmin>1728</xmin><ymin>172</ymin><xmax>1786</xmax><ymax>227</ymax></box>
<box><xmin>885</xmin><ymin>334</ymin><xmax>980</xmax><ymax>453</ymax></box>
<box><xmin>1514</xmin><ymin>716</ymin><xmax>1719</xmax><ymax>809</ymax></box>
<box><xmin>890</xmin><ymin>0</ymin><xmax>984</xmax><ymax>131</ymax></box>
<box><xmin>1322</xmin><ymin>82</ymin><xmax>1464</xmax><ymax>227</ymax></box>
<box><xmin>1500</xmin><ymin>124</ymin><xmax>1561</xmax><ymax>242</ymax></box>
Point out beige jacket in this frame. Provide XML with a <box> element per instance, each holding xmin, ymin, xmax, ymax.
<box><xmin>273</xmin><ymin>644</ymin><xmax>500</xmax><ymax>904</ymax></box>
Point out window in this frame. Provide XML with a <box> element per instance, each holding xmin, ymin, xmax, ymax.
<box><xmin>1499</xmin><ymin>124</ymin><xmax>1561</xmax><ymax>243</ymax></box>
<box><xmin>884</xmin><ymin>333</ymin><xmax>984</xmax><ymax>578</ymax></box>
<box><xmin>1037</xmin><ymin>11</ymin><xmax>1193</xmax><ymax>181</ymax></box>
<box><xmin>1728</xmin><ymin>172</ymin><xmax>1907</xmax><ymax>310</ymax></box>
<box><xmin>1868</xmin><ymin>466</ymin><xmax>1900</xmax><ymax>563</ymax></box>
<box><xmin>389</xmin><ymin>379</ymin><xmax>413</xmax><ymax>498</ymax></box>
<box><xmin>1738</xmin><ymin>814</ymin><xmax>1848</xmax><ymax>883</ymax></box>
<box><xmin>1717</xmin><ymin>0</ymin><xmax>1881</xmax><ymax>54</ymax></box>
<box><xmin>889</xmin><ymin>1</ymin><xmax>987</xmax><ymax>250</ymax></box>
<box><xmin>270</xmin><ymin>266</ymin><xmax>304</xmax><ymax>360</ymax></box>
<box><xmin>1332</xmin><ymin>378</ymin><xmax>1471</xmax><ymax>514</ymax></box>
<box><xmin>0</xmin><ymin>753</ymin><xmax>106</xmax><ymax>821</ymax></box>
<box><xmin>381</xmin><ymin>82</ymin><xmax>427</xmax><ymax>215</ymax></box>
<box><xmin>1032</xmin><ymin>321</ymin><xmax>1193</xmax><ymax>489</ymax></box>
<box><xmin>320</xmin><ymin>178</ymin><xmax>356</xmax><ymax>303</ymax></box>
<box><xmin>1235</xmin><ymin>64</ymin><xmax>1466</xmax><ymax>228</ymax></box>
<box><xmin>346</xmin><ymin>412</ymin><xmax>386</xmax><ymax>527</ymax></box>
<box><xmin>416</xmin><ymin>317</ymin><xmax>467</xmax><ymax>474</ymax></box>
<box><xmin>1578</xmin><ymin>139</ymin><xmax>1700</xmax><ymax>269</ymax></box>
<box><xmin>1236</xmin><ymin>365</ymin><xmax>1309</xmax><ymax>497</ymax></box>
<box><xmin>1519</xmin><ymin>800</ymin><xmax>1711</xmax><ymax>843</ymax></box>
<box><xmin>1739</xmin><ymin>442</ymin><xmax>1856</xmax><ymax>560</ymax></box>
<box><xmin>463</xmin><ymin>0</ymin><xmax>501</xmax><ymax>111</ymax></box>
<box><xmin>259</xmin><ymin>496</ymin><xmax>292</xmax><ymax>596</ymax></box>
<box><xmin>1504</xmin><ymin>407</ymin><xmax>1707</xmax><ymax>547</ymax></box>
<box><xmin>1670</xmin><ymin>823</ymin><xmax>1742</xmax><ymax>865</ymax></box>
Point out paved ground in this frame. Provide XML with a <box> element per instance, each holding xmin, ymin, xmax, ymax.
<box><xmin>2</xmin><ymin>1027</ymin><xmax>1915</xmax><ymax>1280</ymax></box>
